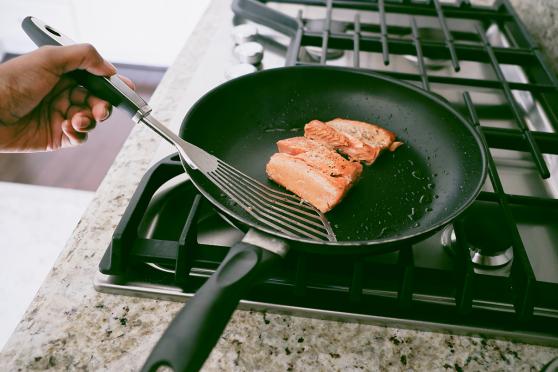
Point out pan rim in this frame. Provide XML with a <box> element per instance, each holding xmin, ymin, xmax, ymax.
<box><xmin>180</xmin><ymin>65</ymin><xmax>488</xmax><ymax>248</ymax></box>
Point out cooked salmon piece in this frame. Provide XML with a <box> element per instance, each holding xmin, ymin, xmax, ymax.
<box><xmin>304</xmin><ymin>119</ymin><xmax>376</xmax><ymax>164</ymax></box>
<box><xmin>277</xmin><ymin>137</ymin><xmax>362</xmax><ymax>184</ymax></box>
<box><xmin>304</xmin><ymin>120</ymin><xmax>350</xmax><ymax>148</ymax></box>
<box><xmin>326</xmin><ymin>118</ymin><xmax>402</xmax><ymax>164</ymax></box>
<box><xmin>388</xmin><ymin>141</ymin><xmax>404</xmax><ymax>152</ymax></box>
<box><xmin>267</xmin><ymin>118</ymin><xmax>400</xmax><ymax>213</ymax></box>
<box><xmin>304</xmin><ymin>119</ymin><xmax>401</xmax><ymax>164</ymax></box>
<box><xmin>266</xmin><ymin>153</ymin><xmax>349</xmax><ymax>213</ymax></box>
<box><xmin>276</xmin><ymin>136</ymin><xmax>333</xmax><ymax>155</ymax></box>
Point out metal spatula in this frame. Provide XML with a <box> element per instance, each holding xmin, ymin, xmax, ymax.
<box><xmin>22</xmin><ymin>16</ymin><xmax>336</xmax><ymax>242</ymax></box>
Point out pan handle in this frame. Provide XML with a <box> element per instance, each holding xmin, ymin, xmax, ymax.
<box><xmin>141</xmin><ymin>238</ymin><xmax>282</xmax><ymax>372</ymax></box>
<box><xmin>21</xmin><ymin>16</ymin><xmax>147</xmax><ymax>117</ymax></box>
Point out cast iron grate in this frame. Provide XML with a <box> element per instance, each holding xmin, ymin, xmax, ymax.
<box><xmin>236</xmin><ymin>0</ymin><xmax>558</xmax><ymax>321</ymax></box>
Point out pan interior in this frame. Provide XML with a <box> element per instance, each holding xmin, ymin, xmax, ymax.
<box><xmin>180</xmin><ymin>67</ymin><xmax>485</xmax><ymax>246</ymax></box>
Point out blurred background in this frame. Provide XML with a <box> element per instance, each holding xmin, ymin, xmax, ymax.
<box><xmin>0</xmin><ymin>0</ymin><xmax>210</xmax><ymax>349</ymax></box>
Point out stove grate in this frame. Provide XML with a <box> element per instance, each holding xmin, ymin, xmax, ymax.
<box><xmin>244</xmin><ymin>0</ymin><xmax>558</xmax><ymax>321</ymax></box>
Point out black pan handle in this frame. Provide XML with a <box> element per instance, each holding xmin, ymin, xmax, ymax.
<box><xmin>141</xmin><ymin>238</ymin><xmax>283</xmax><ymax>372</ymax></box>
<box><xmin>21</xmin><ymin>16</ymin><xmax>146</xmax><ymax>117</ymax></box>
<box><xmin>232</xmin><ymin>0</ymin><xmax>298</xmax><ymax>36</ymax></box>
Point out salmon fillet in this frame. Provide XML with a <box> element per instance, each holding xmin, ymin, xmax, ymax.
<box><xmin>305</xmin><ymin>119</ymin><xmax>402</xmax><ymax>164</ymax></box>
<box><xmin>277</xmin><ymin>136</ymin><xmax>333</xmax><ymax>155</ymax></box>
<box><xmin>304</xmin><ymin>120</ymin><xmax>350</xmax><ymax>148</ymax></box>
<box><xmin>266</xmin><ymin>153</ymin><xmax>349</xmax><ymax>213</ymax></box>
<box><xmin>277</xmin><ymin>137</ymin><xmax>362</xmax><ymax>184</ymax></box>
<box><xmin>327</xmin><ymin>118</ymin><xmax>403</xmax><ymax>156</ymax></box>
<box><xmin>266</xmin><ymin>118</ymin><xmax>401</xmax><ymax>213</ymax></box>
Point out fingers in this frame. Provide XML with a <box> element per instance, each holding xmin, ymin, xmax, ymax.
<box><xmin>61</xmin><ymin>119</ymin><xmax>88</xmax><ymax>147</ymax></box>
<box><xmin>117</xmin><ymin>74</ymin><xmax>136</xmax><ymax>90</ymax></box>
<box><xmin>40</xmin><ymin>44</ymin><xmax>116</xmax><ymax>77</ymax></box>
<box><xmin>50</xmin><ymin>98</ymin><xmax>96</xmax><ymax>148</ymax></box>
<box><xmin>59</xmin><ymin>73</ymin><xmax>136</xmax><ymax>122</ymax></box>
<box><xmin>51</xmin><ymin>85</ymin><xmax>108</xmax><ymax>123</ymax></box>
<box><xmin>67</xmin><ymin>86</ymin><xmax>108</xmax><ymax>122</ymax></box>
<box><xmin>87</xmin><ymin>95</ymin><xmax>111</xmax><ymax>122</ymax></box>
<box><xmin>61</xmin><ymin>106</ymin><xmax>92</xmax><ymax>147</ymax></box>
<box><xmin>66</xmin><ymin>106</ymin><xmax>96</xmax><ymax>133</ymax></box>
<box><xmin>81</xmin><ymin>74</ymin><xmax>134</xmax><ymax>121</ymax></box>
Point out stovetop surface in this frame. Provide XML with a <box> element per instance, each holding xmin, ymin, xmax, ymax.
<box><xmin>96</xmin><ymin>0</ymin><xmax>558</xmax><ymax>346</ymax></box>
<box><xmin>96</xmin><ymin>153</ymin><xmax>558</xmax><ymax>345</ymax></box>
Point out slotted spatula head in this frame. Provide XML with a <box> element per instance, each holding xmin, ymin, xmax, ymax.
<box><xmin>156</xmin><ymin>116</ymin><xmax>337</xmax><ymax>242</ymax></box>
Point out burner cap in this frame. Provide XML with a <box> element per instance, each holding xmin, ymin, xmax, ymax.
<box><xmin>441</xmin><ymin>204</ymin><xmax>514</xmax><ymax>268</ymax></box>
<box><xmin>470</xmin><ymin>245</ymin><xmax>513</xmax><ymax>267</ymax></box>
<box><xmin>442</xmin><ymin>226</ymin><xmax>513</xmax><ymax>267</ymax></box>
<box><xmin>304</xmin><ymin>46</ymin><xmax>344</xmax><ymax>61</ymax></box>
<box><xmin>404</xmin><ymin>27</ymin><xmax>453</xmax><ymax>70</ymax></box>
<box><xmin>303</xmin><ymin>19</ymin><xmax>347</xmax><ymax>61</ymax></box>
<box><xmin>232</xmin><ymin>24</ymin><xmax>258</xmax><ymax>45</ymax></box>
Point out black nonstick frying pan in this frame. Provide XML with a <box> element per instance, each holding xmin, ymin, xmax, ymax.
<box><xmin>23</xmin><ymin>17</ymin><xmax>487</xmax><ymax>372</ymax></box>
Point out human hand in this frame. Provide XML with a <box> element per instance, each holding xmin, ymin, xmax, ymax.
<box><xmin>0</xmin><ymin>44</ymin><xmax>134</xmax><ymax>152</ymax></box>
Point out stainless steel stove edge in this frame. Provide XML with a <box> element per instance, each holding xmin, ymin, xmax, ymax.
<box><xmin>94</xmin><ymin>272</ymin><xmax>558</xmax><ymax>348</ymax></box>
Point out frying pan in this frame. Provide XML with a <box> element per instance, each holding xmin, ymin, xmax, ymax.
<box><xmin>23</xmin><ymin>17</ymin><xmax>487</xmax><ymax>372</ymax></box>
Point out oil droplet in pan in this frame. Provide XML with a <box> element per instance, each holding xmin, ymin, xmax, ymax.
<box><xmin>377</xmin><ymin>227</ymin><xmax>388</xmax><ymax>238</ymax></box>
<box><xmin>407</xmin><ymin>207</ymin><xmax>416</xmax><ymax>221</ymax></box>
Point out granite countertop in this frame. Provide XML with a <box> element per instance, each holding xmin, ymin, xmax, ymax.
<box><xmin>509</xmin><ymin>0</ymin><xmax>558</xmax><ymax>74</ymax></box>
<box><xmin>1</xmin><ymin>0</ymin><xmax>557</xmax><ymax>371</ymax></box>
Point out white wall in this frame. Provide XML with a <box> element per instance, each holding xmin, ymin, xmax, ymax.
<box><xmin>0</xmin><ymin>0</ymin><xmax>211</xmax><ymax>67</ymax></box>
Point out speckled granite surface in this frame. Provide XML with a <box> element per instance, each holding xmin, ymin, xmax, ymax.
<box><xmin>510</xmin><ymin>0</ymin><xmax>558</xmax><ymax>73</ymax></box>
<box><xmin>1</xmin><ymin>0</ymin><xmax>557</xmax><ymax>371</ymax></box>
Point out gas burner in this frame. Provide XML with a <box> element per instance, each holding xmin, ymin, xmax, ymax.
<box><xmin>470</xmin><ymin>244</ymin><xmax>513</xmax><ymax>267</ymax></box>
<box><xmin>441</xmin><ymin>225</ymin><xmax>514</xmax><ymax>267</ymax></box>
<box><xmin>441</xmin><ymin>203</ymin><xmax>516</xmax><ymax>268</ymax></box>
<box><xmin>304</xmin><ymin>46</ymin><xmax>344</xmax><ymax>61</ymax></box>
<box><xmin>404</xmin><ymin>27</ymin><xmax>453</xmax><ymax>70</ymax></box>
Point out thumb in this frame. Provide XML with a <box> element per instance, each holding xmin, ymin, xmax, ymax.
<box><xmin>41</xmin><ymin>44</ymin><xmax>117</xmax><ymax>77</ymax></box>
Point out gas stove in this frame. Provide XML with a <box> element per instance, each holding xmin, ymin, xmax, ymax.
<box><xmin>95</xmin><ymin>0</ymin><xmax>558</xmax><ymax>346</ymax></box>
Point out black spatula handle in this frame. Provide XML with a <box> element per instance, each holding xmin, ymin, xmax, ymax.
<box><xmin>21</xmin><ymin>16</ymin><xmax>146</xmax><ymax>117</ymax></box>
<box><xmin>141</xmin><ymin>241</ymin><xmax>281</xmax><ymax>372</ymax></box>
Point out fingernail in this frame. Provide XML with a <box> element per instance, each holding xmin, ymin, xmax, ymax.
<box><xmin>78</xmin><ymin>116</ymin><xmax>90</xmax><ymax>128</ymax></box>
<box><xmin>101</xmin><ymin>106</ymin><xmax>111</xmax><ymax>121</ymax></box>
